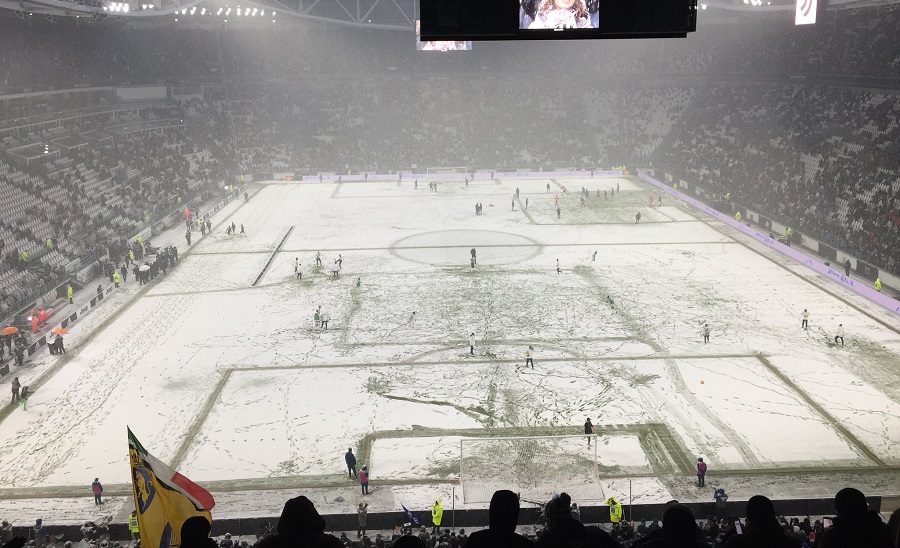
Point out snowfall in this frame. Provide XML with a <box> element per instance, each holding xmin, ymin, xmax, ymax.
<box><xmin>1</xmin><ymin>176</ymin><xmax>899</xmax><ymax>526</ymax></box>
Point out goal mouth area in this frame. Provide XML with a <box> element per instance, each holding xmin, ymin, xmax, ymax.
<box><xmin>459</xmin><ymin>434</ymin><xmax>602</xmax><ymax>504</ymax></box>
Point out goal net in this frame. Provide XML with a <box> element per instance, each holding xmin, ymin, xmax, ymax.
<box><xmin>460</xmin><ymin>435</ymin><xmax>601</xmax><ymax>504</ymax></box>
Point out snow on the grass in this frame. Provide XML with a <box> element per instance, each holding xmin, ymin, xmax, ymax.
<box><xmin>595</xmin><ymin>435</ymin><xmax>652</xmax><ymax>471</ymax></box>
<box><xmin>1</xmin><ymin>176</ymin><xmax>899</xmax><ymax>520</ymax></box>
<box><xmin>766</xmin><ymin>355</ymin><xmax>900</xmax><ymax>464</ymax></box>
<box><xmin>600</xmin><ymin>477</ymin><xmax>672</xmax><ymax>505</ymax></box>
<box><xmin>179</xmin><ymin>368</ymin><xmax>483</xmax><ymax>480</ymax></box>
<box><xmin>371</xmin><ymin>436</ymin><xmax>462</xmax><ymax>480</ymax></box>
<box><xmin>0</xmin><ymin>496</ymin><xmax>128</xmax><ymax>526</ymax></box>
<box><xmin>675</xmin><ymin>358</ymin><xmax>861</xmax><ymax>466</ymax></box>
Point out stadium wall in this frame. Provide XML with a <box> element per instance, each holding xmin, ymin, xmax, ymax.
<box><xmin>639</xmin><ymin>171</ymin><xmax>900</xmax><ymax>316</ymax></box>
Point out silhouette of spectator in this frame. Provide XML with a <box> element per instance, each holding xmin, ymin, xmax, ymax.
<box><xmin>257</xmin><ymin>496</ymin><xmax>342</xmax><ymax>548</ymax></box>
<box><xmin>637</xmin><ymin>503</ymin><xmax>708</xmax><ymax>547</ymax></box>
<box><xmin>815</xmin><ymin>488</ymin><xmax>892</xmax><ymax>548</ymax></box>
<box><xmin>722</xmin><ymin>495</ymin><xmax>799</xmax><ymax>548</ymax></box>
<box><xmin>392</xmin><ymin>537</ymin><xmax>427</xmax><ymax>548</ymax></box>
<box><xmin>632</xmin><ymin>501</ymin><xmax>681</xmax><ymax>548</ymax></box>
<box><xmin>466</xmin><ymin>490</ymin><xmax>534</xmax><ymax>548</ymax></box>
<box><xmin>536</xmin><ymin>492</ymin><xmax>619</xmax><ymax>548</ymax></box>
<box><xmin>886</xmin><ymin>508</ymin><xmax>900</xmax><ymax>548</ymax></box>
<box><xmin>180</xmin><ymin>517</ymin><xmax>217</xmax><ymax>548</ymax></box>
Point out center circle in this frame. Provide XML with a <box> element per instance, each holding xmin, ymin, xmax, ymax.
<box><xmin>390</xmin><ymin>230</ymin><xmax>543</xmax><ymax>266</ymax></box>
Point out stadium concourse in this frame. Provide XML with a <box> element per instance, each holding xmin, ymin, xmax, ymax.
<box><xmin>0</xmin><ymin>3</ymin><xmax>899</xmax><ymax>548</ymax></box>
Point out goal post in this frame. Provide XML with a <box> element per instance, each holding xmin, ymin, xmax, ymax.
<box><xmin>459</xmin><ymin>435</ymin><xmax>601</xmax><ymax>504</ymax></box>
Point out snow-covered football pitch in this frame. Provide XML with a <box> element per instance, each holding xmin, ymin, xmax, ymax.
<box><xmin>1</xmin><ymin>175</ymin><xmax>898</xmax><ymax>522</ymax></box>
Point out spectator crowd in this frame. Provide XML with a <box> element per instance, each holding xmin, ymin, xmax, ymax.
<box><xmin>4</xmin><ymin>486</ymin><xmax>892</xmax><ymax>548</ymax></box>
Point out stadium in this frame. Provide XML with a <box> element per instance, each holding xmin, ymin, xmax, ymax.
<box><xmin>0</xmin><ymin>0</ymin><xmax>899</xmax><ymax>546</ymax></box>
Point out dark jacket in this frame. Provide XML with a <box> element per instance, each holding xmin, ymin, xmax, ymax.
<box><xmin>346</xmin><ymin>451</ymin><xmax>357</xmax><ymax>467</ymax></box>
<box><xmin>814</xmin><ymin>512</ymin><xmax>892</xmax><ymax>548</ymax></box>
<box><xmin>257</xmin><ymin>496</ymin><xmax>342</xmax><ymax>548</ymax></box>
<box><xmin>535</xmin><ymin>517</ymin><xmax>620</xmax><ymax>548</ymax></box>
<box><xmin>466</xmin><ymin>490</ymin><xmax>534</xmax><ymax>548</ymax></box>
<box><xmin>722</xmin><ymin>520</ymin><xmax>801</xmax><ymax>548</ymax></box>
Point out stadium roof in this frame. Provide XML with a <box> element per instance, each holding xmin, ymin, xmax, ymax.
<box><xmin>0</xmin><ymin>0</ymin><xmax>895</xmax><ymax>26</ymax></box>
<box><xmin>0</xmin><ymin>0</ymin><xmax>417</xmax><ymax>28</ymax></box>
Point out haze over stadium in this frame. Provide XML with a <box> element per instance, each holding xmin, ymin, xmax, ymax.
<box><xmin>0</xmin><ymin>0</ymin><xmax>899</xmax><ymax>547</ymax></box>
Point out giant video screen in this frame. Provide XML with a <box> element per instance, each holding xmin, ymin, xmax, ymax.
<box><xmin>519</xmin><ymin>0</ymin><xmax>599</xmax><ymax>30</ymax></box>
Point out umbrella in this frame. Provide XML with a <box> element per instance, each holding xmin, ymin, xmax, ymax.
<box><xmin>139</xmin><ymin>264</ymin><xmax>151</xmax><ymax>272</ymax></box>
<box><xmin>51</xmin><ymin>327</ymin><xmax>69</xmax><ymax>335</ymax></box>
<box><xmin>1</xmin><ymin>326</ymin><xmax>18</xmax><ymax>336</ymax></box>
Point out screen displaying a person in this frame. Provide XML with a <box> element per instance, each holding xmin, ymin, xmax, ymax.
<box><xmin>521</xmin><ymin>0</ymin><xmax>598</xmax><ymax>29</ymax></box>
<box><xmin>420</xmin><ymin>41</ymin><xmax>472</xmax><ymax>51</ymax></box>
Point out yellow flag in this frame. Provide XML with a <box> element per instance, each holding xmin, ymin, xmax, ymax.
<box><xmin>128</xmin><ymin>428</ymin><xmax>215</xmax><ymax>548</ymax></box>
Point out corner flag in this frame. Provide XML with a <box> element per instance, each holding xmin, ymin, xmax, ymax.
<box><xmin>128</xmin><ymin>428</ymin><xmax>215</xmax><ymax>548</ymax></box>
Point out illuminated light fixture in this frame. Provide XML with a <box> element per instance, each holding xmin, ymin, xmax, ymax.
<box><xmin>223</xmin><ymin>18</ymin><xmax>227</xmax><ymax>21</ymax></box>
<box><xmin>123</xmin><ymin>3</ymin><xmax>129</xmax><ymax>11</ymax></box>
<box><xmin>174</xmin><ymin>17</ymin><xmax>178</xmax><ymax>20</ymax></box>
<box><xmin>226</xmin><ymin>8</ymin><xmax>230</xmax><ymax>14</ymax></box>
<box><xmin>217</xmin><ymin>7</ymin><xmax>222</xmax><ymax>14</ymax></box>
<box><xmin>201</xmin><ymin>8</ymin><xmax>205</xmax><ymax>14</ymax></box>
<box><xmin>181</xmin><ymin>8</ymin><xmax>186</xmax><ymax>13</ymax></box>
<box><xmin>700</xmin><ymin>3</ymin><xmax>706</xmax><ymax>7</ymax></box>
<box><xmin>252</xmin><ymin>8</ymin><xmax>257</xmax><ymax>15</ymax></box>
